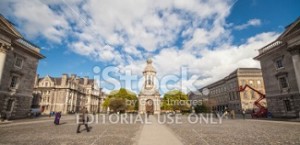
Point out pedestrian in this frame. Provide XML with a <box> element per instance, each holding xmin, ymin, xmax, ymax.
<box><xmin>0</xmin><ymin>112</ymin><xmax>5</xmax><ymax>122</ymax></box>
<box><xmin>77</xmin><ymin>107</ymin><xmax>90</xmax><ymax>133</ymax></box>
<box><xmin>252</xmin><ymin>109</ymin><xmax>255</xmax><ymax>118</ymax></box>
<box><xmin>224</xmin><ymin>110</ymin><xmax>228</xmax><ymax>119</ymax></box>
<box><xmin>242</xmin><ymin>109</ymin><xmax>246</xmax><ymax>120</ymax></box>
<box><xmin>54</xmin><ymin>112</ymin><xmax>61</xmax><ymax>125</ymax></box>
<box><xmin>214</xmin><ymin>110</ymin><xmax>218</xmax><ymax>118</ymax></box>
<box><xmin>231</xmin><ymin>110</ymin><xmax>235</xmax><ymax>119</ymax></box>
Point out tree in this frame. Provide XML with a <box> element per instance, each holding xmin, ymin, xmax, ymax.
<box><xmin>161</xmin><ymin>90</ymin><xmax>190</xmax><ymax>112</ymax></box>
<box><xmin>194</xmin><ymin>103</ymin><xmax>210</xmax><ymax>113</ymax></box>
<box><xmin>103</xmin><ymin>88</ymin><xmax>138</xmax><ymax>113</ymax></box>
<box><xmin>109</xmin><ymin>98</ymin><xmax>126</xmax><ymax>113</ymax></box>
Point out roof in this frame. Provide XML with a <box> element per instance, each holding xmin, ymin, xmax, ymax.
<box><xmin>255</xmin><ymin>16</ymin><xmax>300</xmax><ymax>60</ymax></box>
<box><xmin>199</xmin><ymin>68</ymin><xmax>261</xmax><ymax>90</ymax></box>
<box><xmin>0</xmin><ymin>14</ymin><xmax>22</xmax><ymax>38</ymax></box>
<box><xmin>0</xmin><ymin>14</ymin><xmax>45</xmax><ymax>59</ymax></box>
<box><xmin>39</xmin><ymin>75</ymin><xmax>96</xmax><ymax>86</ymax></box>
<box><xmin>143</xmin><ymin>58</ymin><xmax>156</xmax><ymax>73</ymax></box>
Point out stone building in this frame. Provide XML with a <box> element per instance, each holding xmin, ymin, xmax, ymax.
<box><xmin>33</xmin><ymin>74</ymin><xmax>105</xmax><ymax>114</ymax></box>
<box><xmin>0</xmin><ymin>15</ymin><xmax>45</xmax><ymax>119</ymax></box>
<box><xmin>187</xmin><ymin>90</ymin><xmax>208</xmax><ymax>107</ymax></box>
<box><xmin>139</xmin><ymin>59</ymin><xmax>161</xmax><ymax>114</ymax></box>
<box><xmin>254</xmin><ymin>18</ymin><xmax>300</xmax><ymax>118</ymax></box>
<box><xmin>202</xmin><ymin>68</ymin><xmax>266</xmax><ymax>113</ymax></box>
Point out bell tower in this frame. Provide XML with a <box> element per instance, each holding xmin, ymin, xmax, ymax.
<box><xmin>143</xmin><ymin>59</ymin><xmax>156</xmax><ymax>90</ymax></box>
<box><xmin>138</xmin><ymin>58</ymin><xmax>161</xmax><ymax>114</ymax></box>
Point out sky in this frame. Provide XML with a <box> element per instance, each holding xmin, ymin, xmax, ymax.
<box><xmin>0</xmin><ymin>0</ymin><xmax>299</xmax><ymax>95</ymax></box>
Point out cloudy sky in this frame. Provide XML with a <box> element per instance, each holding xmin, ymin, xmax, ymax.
<box><xmin>0</xmin><ymin>0</ymin><xmax>299</xmax><ymax>94</ymax></box>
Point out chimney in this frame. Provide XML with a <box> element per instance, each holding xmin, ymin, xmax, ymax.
<box><xmin>71</xmin><ymin>74</ymin><xmax>76</xmax><ymax>79</ymax></box>
<box><xmin>84</xmin><ymin>76</ymin><xmax>89</xmax><ymax>85</ymax></box>
<box><xmin>75</xmin><ymin>76</ymin><xmax>80</xmax><ymax>84</ymax></box>
<box><xmin>62</xmin><ymin>74</ymin><xmax>68</xmax><ymax>86</ymax></box>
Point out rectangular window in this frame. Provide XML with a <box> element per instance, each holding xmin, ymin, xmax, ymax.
<box><xmin>257</xmin><ymin>80</ymin><xmax>262</xmax><ymax>87</ymax></box>
<box><xmin>10</xmin><ymin>76</ymin><xmax>19</xmax><ymax>88</ymax></box>
<box><xmin>279</xmin><ymin>77</ymin><xmax>289</xmax><ymax>89</ymax></box>
<box><xmin>284</xmin><ymin>100</ymin><xmax>292</xmax><ymax>111</ymax></box>
<box><xmin>6</xmin><ymin>99</ymin><xmax>14</xmax><ymax>112</ymax></box>
<box><xmin>14</xmin><ymin>57</ymin><xmax>23</xmax><ymax>69</ymax></box>
<box><xmin>275</xmin><ymin>58</ymin><xmax>284</xmax><ymax>69</ymax></box>
<box><xmin>251</xmin><ymin>90</ymin><xmax>255</xmax><ymax>99</ymax></box>
<box><xmin>241</xmin><ymin>80</ymin><xmax>246</xmax><ymax>87</ymax></box>
<box><xmin>249</xmin><ymin>80</ymin><xmax>253</xmax><ymax>86</ymax></box>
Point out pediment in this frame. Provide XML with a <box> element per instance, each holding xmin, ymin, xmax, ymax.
<box><xmin>39</xmin><ymin>75</ymin><xmax>54</xmax><ymax>86</ymax></box>
<box><xmin>0</xmin><ymin>15</ymin><xmax>22</xmax><ymax>38</ymax></box>
<box><xmin>279</xmin><ymin>17</ymin><xmax>300</xmax><ymax>39</ymax></box>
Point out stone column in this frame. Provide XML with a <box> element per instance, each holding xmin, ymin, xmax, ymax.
<box><xmin>289</xmin><ymin>47</ymin><xmax>300</xmax><ymax>93</ymax></box>
<box><xmin>0</xmin><ymin>44</ymin><xmax>10</xmax><ymax>85</ymax></box>
<box><xmin>70</xmin><ymin>91</ymin><xmax>74</xmax><ymax>111</ymax></box>
<box><xmin>151</xmin><ymin>75</ymin><xmax>154</xmax><ymax>85</ymax></box>
<box><xmin>64</xmin><ymin>90</ymin><xmax>69</xmax><ymax>113</ymax></box>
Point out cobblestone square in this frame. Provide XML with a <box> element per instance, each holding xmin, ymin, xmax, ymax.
<box><xmin>0</xmin><ymin>115</ymin><xmax>299</xmax><ymax>145</ymax></box>
<box><xmin>166</xmin><ymin>116</ymin><xmax>300</xmax><ymax>145</ymax></box>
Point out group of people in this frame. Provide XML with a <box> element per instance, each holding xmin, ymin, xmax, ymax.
<box><xmin>50</xmin><ymin>108</ymin><xmax>90</xmax><ymax>133</ymax></box>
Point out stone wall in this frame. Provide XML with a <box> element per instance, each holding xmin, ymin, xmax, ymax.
<box><xmin>0</xmin><ymin>44</ymin><xmax>40</xmax><ymax>119</ymax></box>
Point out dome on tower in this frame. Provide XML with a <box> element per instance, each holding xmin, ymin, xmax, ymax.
<box><xmin>147</xmin><ymin>58</ymin><xmax>152</xmax><ymax>64</ymax></box>
<box><xmin>143</xmin><ymin>58</ymin><xmax>156</xmax><ymax>73</ymax></box>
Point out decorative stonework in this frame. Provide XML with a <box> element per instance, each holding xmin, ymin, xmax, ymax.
<box><xmin>138</xmin><ymin>59</ymin><xmax>161</xmax><ymax>114</ymax></box>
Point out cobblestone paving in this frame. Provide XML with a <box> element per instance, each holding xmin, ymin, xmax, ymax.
<box><xmin>166</xmin><ymin>115</ymin><xmax>300</xmax><ymax>145</ymax></box>
<box><xmin>0</xmin><ymin>115</ymin><xmax>142</xmax><ymax>145</ymax></box>
<box><xmin>1</xmin><ymin>114</ymin><xmax>300</xmax><ymax>145</ymax></box>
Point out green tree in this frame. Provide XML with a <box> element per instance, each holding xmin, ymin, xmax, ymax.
<box><xmin>161</xmin><ymin>90</ymin><xmax>190</xmax><ymax>112</ymax></box>
<box><xmin>109</xmin><ymin>98</ymin><xmax>126</xmax><ymax>113</ymax></box>
<box><xmin>194</xmin><ymin>104</ymin><xmax>210</xmax><ymax>113</ymax></box>
<box><xmin>103</xmin><ymin>88</ymin><xmax>138</xmax><ymax>113</ymax></box>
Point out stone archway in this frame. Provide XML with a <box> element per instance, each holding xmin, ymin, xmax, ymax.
<box><xmin>145</xmin><ymin>99</ymin><xmax>154</xmax><ymax>114</ymax></box>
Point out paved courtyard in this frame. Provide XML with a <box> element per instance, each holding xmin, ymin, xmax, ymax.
<box><xmin>166</xmin><ymin>115</ymin><xmax>300</xmax><ymax>145</ymax></box>
<box><xmin>0</xmin><ymin>114</ymin><xmax>299</xmax><ymax>145</ymax></box>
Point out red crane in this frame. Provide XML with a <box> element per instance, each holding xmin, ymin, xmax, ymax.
<box><xmin>239</xmin><ymin>84</ymin><xmax>268</xmax><ymax>118</ymax></box>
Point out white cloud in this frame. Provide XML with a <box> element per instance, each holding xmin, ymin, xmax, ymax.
<box><xmin>0</xmin><ymin>0</ymin><xmax>280</xmax><ymax>94</ymax></box>
<box><xmin>152</xmin><ymin>32</ymin><xmax>279</xmax><ymax>92</ymax></box>
<box><xmin>0</xmin><ymin>0</ymin><xmax>70</xmax><ymax>43</ymax></box>
<box><xmin>234</xmin><ymin>18</ymin><xmax>262</xmax><ymax>30</ymax></box>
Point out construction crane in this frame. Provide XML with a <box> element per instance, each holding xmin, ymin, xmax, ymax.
<box><xmin>239</xmin><ymin>84</ymin><xmax>268</xmax><ymax>118</ymax></box>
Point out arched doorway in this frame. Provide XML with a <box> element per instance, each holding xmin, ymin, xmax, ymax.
<box><xmin>145</xmin><ymin>99</ymin><xmax>154</xmax><ymax>114</ymax></box>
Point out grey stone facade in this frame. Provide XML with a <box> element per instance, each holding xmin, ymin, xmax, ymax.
<box><xmin>0</xmin><ymin>15</ymin><xmax>44</xmax><ymax>119</ymax></box>
<box><xmin>33</xmin><ymin>74</ymin><xmax>105</xmax><ymax>114</ymax></box>
<box><xmin>255</xmin><ymin>18</ymin><xmax>300</xmax><ymax>118</ymax></box>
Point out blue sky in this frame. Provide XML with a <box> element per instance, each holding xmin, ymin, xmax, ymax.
<box><xmin>0</xmin><ymin>0</ymin><xmax>299</xmax><ymax>94</ymax></box>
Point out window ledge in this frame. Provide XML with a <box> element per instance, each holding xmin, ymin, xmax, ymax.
<box><xmin>281</xmin><ymin>88</ymin><xmax>290</xmax><ymax>93</ymax></box>
<box><xmin>276</xmin><ymin>67</ymin><xmax>285</xmax><ymax>71</ymax></box>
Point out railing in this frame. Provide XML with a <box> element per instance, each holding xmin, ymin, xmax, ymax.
<box><xmin>258</xmin><ymin>40</ymin><xmax>283</xmax><ymax>54</ymax></box>
<box><xmin>16</xmin><ymin>39</ymin><xmax>40</xmax><ymax>52</ymax></box>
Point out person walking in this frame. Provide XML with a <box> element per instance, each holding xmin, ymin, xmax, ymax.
<box><xmin>242</xmin><ymin>109</ymin><xmax>246</xmax><ymax>120</ymax></box>
<box><xmin>54</xmin><ymin>112</ymin><xmax>61</xmax><ymax>125</ymax></box>
<box><xmin>231</xmin><ymin>110</ymin><xmax>235</xmax><ymax>119</ymax></box>
<box><xmin>77</xmin><ymin>107</ymin><xmax>90</xmax><ymax>133</ymax></box>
